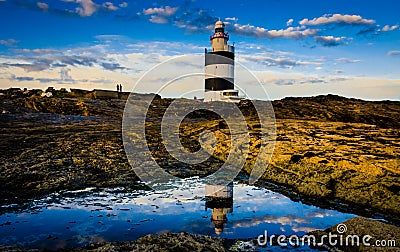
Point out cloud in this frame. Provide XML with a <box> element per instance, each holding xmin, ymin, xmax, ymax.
<box><xmin>301</xmin><ymin>78</ymin><xmax>327</xmax><ymax>84</ymax></box>
<box><xmin>286</xmin><ymin>18</ymin><xmax>294</xmax><ymax>27</ymax></box>
<box><xmin>149</xmin><ymin>15</ymin><xmax>168</xmax><ymax>24</ymax></box>
<box><xmin>335</xmin><ymin>58</ymin><xmax>362</xmax><ymax>63</ymax></box>
<box><xmin>232</xmin><ymin>24</ymin><xmax>319</xmax><ymax>39</ymax></box>
<box><xmin>36</xmin><ymin>77</ymin><xmax>65</xmax><ymax>83</ymax></box>
<box><xmin>75</xmin><ymin>0</ymin><xmax>99</xmax><ymax>17</ymax></box>
<box><xmin>296</xmin><ymin>61</ymin><xmax>323</xmax><ymax>66</ymax></box>
<box><xmin>15</xmin><ymin>48</ymin><xmax>60</xmax><ymax>54</ymax></box>
<box><xmin>173</xmin><ymin>9</ymin><xmax>216</xmax><ymax>33</ymax></box>
<box><xmin>143</xmin><ymin>6</ymin><xmax>178</xmax><ymax>17</ymax></box>
<box><xmin>118</xmin><ymin>2</ymin><xmax>127</xmax><ymax>8</ymax></box>
<box><xmin>1</xmin><ymin>53</ymin><xmax>126</xmax><ymax>72</ymax></box>
<box><xmin>299</xmin><ymin>14</ymin><xmax>375</xmax><ymax>26</ymax></box>
<box><xmin>100</xmin><ymin>62</ymin><xmax>125</xmax><ymax>70</ymax></box>
<box><xmin>314</xmin><ymin>35</ymin><xmax>347</xmax><ymax>46</ymax></box>
<box><xmin>225</xmin><ymin>17</ymin><xmax>238</xmax><ymax>22</ymax></box>
<box><xmin>0</xmin><ymin>39</ymin><xmax>19</xmax><ymax>46</ymax></box>
<box><xmin>273</xmin><ymin>79</ymin><xmax>296</xmax><ymax>86</ymax></box>
<box><xmin>102</xmin><ymin>2</ymin><xmax>118</xmax><ymax>11</ymax></box>
<box><xmin>10</xmin><ymin>75</ymin><xmax>35</xmax><ymax>82</ymax></box>
<box><xmin>330</xmin><ymin>77</ymin><xmax>350</xmax><ymax>82</ymax></box>
<box><xmin>242</xmin><ymin>55</ymin><xmax>321</xmax><ymax>69</ymax></box>
<box><xmin>94</xmin><ymin>35</ymin><xmax>124</xmax><ymax>41</ymax></box>
<box><xmin>37</xmin><ymin>2</ymin><xmax>49</xmax><ymax>11</ymax></box>
<box><xmin>3</xmin><ymin>62</ymin><xmax>50</xmax><ymax>72</ymax></box>
<box><xmin>387</xmin><ymin>50</ymin><xmax>400</xmax><ymax>56</ymax></box>
<box><xmin>357</xmin><ymin>26</ymin><xmax>379</xmax><ymax>36</ymax></box>
<box><xmin>382</xmin><ymin>24</ymin><xmax>398</xmax><ymax>32</ymax></box>
<box><xmin>10</xmin><ymin>73</ymin><xmax>77</xmax><ymax>84</ymax></box>
<box><xmin>270</xmin><ymin>77</ymin><xmax>328</xmax><ymax>86</ymax></box>
<box><xmin>62</xmin><ymin>0</ymin><xmax>123</xmax><ymax>16</ymax></box>
<box><xmin>143</xmin><ymin>6</ymin><xmax>178</xmax><ymax>24</ymax></box>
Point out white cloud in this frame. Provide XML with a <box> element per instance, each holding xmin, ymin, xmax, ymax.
<box><xmin>387</xmin><ymin>50</ymin><xmax>400</xmax><ymax>56</ymax></box>
<box><xmin>382</xmin><ymin>24</ymin><xmax>398</xmax><ymax>32</ymax></box>
<box><xmin>75</xmin><ymin>0</ymin><xmax>99</xmax><ymax>17</ymax></box>
<box><xmin>315</xmin><ymin>35</ymin><xmax>347</xmax><ymax>46</ymax></box>
<box><xmin>297</xmin><ymin>61</ymin><xmax>322</xmax><ymax>66</ymax></box>
<box><xmin>335</xmin><ymin>58</ymin><xmax>362</xmax><ymax>63</ymax></box>
<box><xmin>225</xmin><ymin>17</ymin><xmax>238</xmax><ymax>22</ymax></box>
<box><xmin>232</xmin><ymin>24</ymin><xmax>319</xmax><ymax>39</ymax></box>
<box><xmin>37</xmin><ymin>2</ymin><xmax>49</xmax><ymax>11</ymax></box>
<box><xmin>143</xmin><ymin>6</ymin><xmax>178</xmax><ymax>17</ymax></box>
<box><xmin>149</xmin><ymin>15</ymin><xmax>168</xmax><ymax>24</ymax></box>
<box><xmin>16</xmin><ymin>48</ymin><xmax>59</xmax><ymax>54</ymax></box>
<box><xmin>299</xmin><ymin>14</ymin><xmax>375</xmax><ymax>26</ymax></box>
<box><xmin>286</xmin><ymin>18</ymin><xmax>294</xmax><ymax>27</ymax></box>
<box><xmin>143</xmin><ymin>6</ymin><xmax>178</xmax><ymax>24</ymax></box>
<box><xmin>240</xmin><ymin>54</ymin><xmax>321</xmax><ymax>69</ymax></box>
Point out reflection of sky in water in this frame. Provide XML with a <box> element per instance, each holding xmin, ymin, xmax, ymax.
<box><xmin>0</xmin><ymin>177</ymin><xmax>354</xmax><ymax>250</ymax></box>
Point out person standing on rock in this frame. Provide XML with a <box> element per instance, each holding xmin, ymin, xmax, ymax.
<box><xmin>119</xmin><ymin>84</ymin><xmax>122</xmax><ymax>92</ymax></box>
<box><xmin>116</xmin><ymin>84</ymin><xmax>120</xmax><ymax>93</ymax></box>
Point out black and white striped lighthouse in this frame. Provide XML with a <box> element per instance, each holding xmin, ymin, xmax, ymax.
<box><xmin>204</xmin><ymin>20</ymin><xmax>241</xmax><ymax>102</ymax></box>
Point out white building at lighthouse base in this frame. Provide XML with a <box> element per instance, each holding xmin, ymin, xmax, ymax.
<box><xmin>204</xmin><ymin>89</ymin><xmax>241</xmax><ymax>102</ymax></box>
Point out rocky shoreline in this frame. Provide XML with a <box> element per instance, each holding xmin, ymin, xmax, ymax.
<box><xmin>0</xmin><ymin>89</ymin><xmax>399</xmax><ymax>250</ymax></box>
<box><xmin>1</xmin><ymin>217</ymin><xmax>399</xmax><ymax>251</ymax></box>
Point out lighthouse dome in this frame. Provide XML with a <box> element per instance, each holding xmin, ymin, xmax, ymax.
<box><xmin>215</xmin><ymin>20</ymin><xmax>225</xmax><ymax>29</ymax></box>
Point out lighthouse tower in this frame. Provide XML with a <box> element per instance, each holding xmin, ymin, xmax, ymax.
<box><xmin>204</xmin><ymin>20</ymin><xmax>241</xmax><ymax>102</ymax></box>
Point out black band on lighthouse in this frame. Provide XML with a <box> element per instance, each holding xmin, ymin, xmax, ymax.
<box><xmin>205</xmin><ymin>53</ymin><xmax>234</xmax><ymax>66</ymax></box>
<box><xmin>205</xmin><ymin>78</ymin><xmax>234</xmax><ymax>91</ymax></box>
<box><xmin>207</xmin><ymin>51</ymin><xmax>234</xmax><ymax>60</ymax></box>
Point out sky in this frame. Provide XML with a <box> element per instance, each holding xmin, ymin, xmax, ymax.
<box><xmin>0</xmin><ymin>0</ymin><xmax>399</xmax><ymax>100</ymax></box>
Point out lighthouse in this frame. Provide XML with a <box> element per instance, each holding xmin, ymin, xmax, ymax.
<box><xmin>204</xmin><ymin>20</ymin><xmax>241</xmax><ymax>102</ymax></box>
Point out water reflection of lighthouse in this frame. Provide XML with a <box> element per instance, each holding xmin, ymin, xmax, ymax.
<box><xmin>205</xmin><ymin>182</ymin><xmax>234</xmax><ymax>235</ymax></box>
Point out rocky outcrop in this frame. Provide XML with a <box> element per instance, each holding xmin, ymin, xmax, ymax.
<box><xmin>0</xmin><ymin>92</ymin><xmax>399</xmax><ymax>224</ymax></box>
<box><xmin>70</xmin><ymin>232</ymin><xmax>228</xmax><ymax>252</ymax></box>
<box><xmin>273</xmin><ymin>94</ymin><xmax>400</xmax><ymax>128</ymax></box>
<box><xmin>309</xmin><ymin>217</ymin><xmax>400</xmax><ymax>251</ymax></box>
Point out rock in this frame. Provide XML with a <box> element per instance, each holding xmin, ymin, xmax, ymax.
<box><xmin>290</xmin><ymin>154</ymin><xmax>303</xmax><ymax>163</ymax></box>
<box><xmin>308</xmin><ymin>217</ymin><xmax>400</xmax><ymax>251</ymax></box>
<box><xmin>0</xmin><ymin>90</ymin><xmax>399</xmax><ymax>224</ymax></box>
<box><xmin>68</xmin><ymin>232</ymin><xmax>227</xmax><ymax>252</ymax></box>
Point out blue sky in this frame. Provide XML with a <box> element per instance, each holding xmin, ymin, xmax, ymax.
<box><xmin>0</xmin><ymin>0</ymin><xmax>399</xmax><ymax>100</ymax></box>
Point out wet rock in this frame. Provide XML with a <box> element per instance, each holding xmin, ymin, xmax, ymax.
<box><xmin>69</xmin><ymin>232</ymin><xmax>227</xmax><ymax>252</ymax></box>
<box><xmin>308</xmin><ymin>217</ymin><xmax>400</xmax><ymax>251</ymax></box>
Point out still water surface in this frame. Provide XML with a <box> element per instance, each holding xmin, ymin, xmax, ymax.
<box><xmin>0</xmin><ymin>177</ymin><xmax>354</xmax><ymax>250</ymax></box>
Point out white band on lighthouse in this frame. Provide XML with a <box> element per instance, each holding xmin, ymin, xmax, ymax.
<box><xmin>205</xmin><ymin>64</ymin><xmax>234</xmax><ymax>80</ymax></box>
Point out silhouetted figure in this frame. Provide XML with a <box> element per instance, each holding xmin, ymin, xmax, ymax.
<box><xmin>119</xmin><ymin>84</ymin><xmax>122</xmax><ymax>92</ymax></box>
<box><xmin>117</xmin><ymin>84</ymin><xmax>120</xmax><ymax>92</ymax></box>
